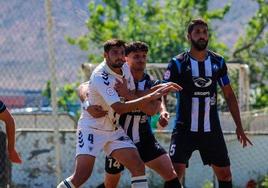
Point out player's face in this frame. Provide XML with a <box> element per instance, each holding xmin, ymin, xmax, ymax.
<box><xmin>126</xmin><ymin>51</ymin><xmax>147</xmax><ymax>72</ymax></box>
<box><xmin>105</xmin><ymin>46</ymin><xmax>126</xmax><ymax>68</ymax></box>
<box><xmin>188</xmin><ymin>24</ymin><xmax>209</xmax><ymax>51</ymax></box>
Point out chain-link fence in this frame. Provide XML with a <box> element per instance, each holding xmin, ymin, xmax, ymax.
<box><xmin>0</xmin><ymin>1</ymin><xmax>267</xmax><ymax>188</ymax></box>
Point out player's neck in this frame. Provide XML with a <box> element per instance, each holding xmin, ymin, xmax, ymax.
<box><xmin>189</xmin><ymin>48</ymin><xmax>207</xmax><ymax>62</ymax></box>
<box><xmin>107</xmin><ymin>63</ymin><xmax>122</xmax><ymax>75</ymax></box>
<box><xmin>132</xmin><ymin>70</ymin><xmax>144</xmax><ymax>81</ymax></box>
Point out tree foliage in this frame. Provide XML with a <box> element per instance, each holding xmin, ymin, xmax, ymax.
<box><xmin>67</xmin><ymin>0</ymin><xmax>230</xmax><ymax>64</ymax></box>
<box><xmin>233</xmin><ymin>0</ymin><xmax>268</xmax><ymax>109</ymax></box>
<box><xmin>42</xmin><ymin>81</ymin><xmax>80</xmax><ymax>119</ymax></box>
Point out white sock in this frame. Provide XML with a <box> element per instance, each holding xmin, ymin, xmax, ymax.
<box><xmin>57</xmin><ymin>177</ymin><xmax>75</xmax><ymax>188</ymax></box>
<box><xmin>131</xmin><ymin>175</ymin><xmax>148</xmax><ymax>188</ymax></box>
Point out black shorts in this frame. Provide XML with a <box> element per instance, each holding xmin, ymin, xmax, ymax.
<box><xmin>169</xmin><ymin>126</ymin><xmax>230</xmax><ymax>167</ymax></box>
<box><xmin>105</xmin><ymin>133</ymin><xmax>166</xmax><ymax>174</ymax></box>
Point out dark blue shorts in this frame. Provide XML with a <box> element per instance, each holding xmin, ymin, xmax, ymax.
<box><xmin>169</xmin><ymin>125</ymin><xmax>230</xmax><ymax>167</ymax></box>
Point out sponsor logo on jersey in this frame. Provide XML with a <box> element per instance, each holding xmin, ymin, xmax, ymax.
<box><xmin>193</xmin><ymin>77</ymin><xmax>212</xmax><ymax>88</ymax></box>
<box><xmin>164</xmin><ymin>70</ymin><xmax>171</xmax><ymax>80</ymax></box>
<box><xmin>194</xmin><ymin>91</ymin><xmax>210</xmax><ymax>96</ymax></box>
<box><xmin>106</xmin><ymin>87</ymin><xmax>115</xmax><ymax>96</ymax></box>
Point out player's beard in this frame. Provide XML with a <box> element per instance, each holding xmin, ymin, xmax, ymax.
<box><xmin>191</xmin><ymin>38</ymin><xmax>208</xmax><ymax>51</ymax></box>
<box><xmin>110</xmin><ymin>60</ymin><xmax>125</xmax><ymax>68</ymax></box>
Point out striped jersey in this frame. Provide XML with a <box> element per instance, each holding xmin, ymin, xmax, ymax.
<box><xmin>163</xmin><ymin>51</ymin><xmax>230</xmax><ymax>133</ymax></box>
<box><xmin>0</xmin><ymin>100</ymin><xmax>6</xmax><ymax>113</ymax></box>
<box><xmin>119</xmin><ymin>73</ymin><xmax>160</xmax><ymax>143</ymax></box>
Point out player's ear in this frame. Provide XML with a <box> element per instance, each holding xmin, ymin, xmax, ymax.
<box><xmin>104</xmin><ymin>52</ymin><xmax>108</xmax><ymax>58</ymax></box>
<box><xmin>187</xmin><ymin>33</ymin><xmax>191</xmax><ymax>41</ymax></box>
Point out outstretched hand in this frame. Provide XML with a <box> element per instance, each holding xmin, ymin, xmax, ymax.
<box><xmin>8</xmin><ymin>148</ymin><xmax>22</xmax><ymax>164</ymax></box>
<box><xmin>149</xmin><ymin>84</ymin><xmax>181</xmax><ymax>100</ymax></box>
<box><xmin>236</xmin><ymin>128</ymin><xmax>253</xmax><ymax>147</ymax></box>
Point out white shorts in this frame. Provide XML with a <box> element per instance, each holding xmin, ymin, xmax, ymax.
<box><xmin>75</xmin><ymin>126</ymin><xmax>136</xmax><ymax>157</ymax></box>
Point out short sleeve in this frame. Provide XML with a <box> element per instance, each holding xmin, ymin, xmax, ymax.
<box><xmin>163</xmin><ymin>58</ymin><xmax>180</xmax><ymax>83</ymax></box>
<box><xmin>91</xmin><ymin>76</ymin><xmax>121</xmax><ymax>106</ymax></box>
<box><xmin>217</xmin><ymin>58</ymin><xmax>230</xmax><ymax>87</ymax></box>
<box><xmin>0</xmin><ymin>100</ymin><xmax>6</xmax><ymax>113</ymax></box>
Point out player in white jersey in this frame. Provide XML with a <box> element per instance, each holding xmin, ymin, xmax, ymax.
<box><xmin>57</xmin><ymin>39</ymin><xmax>181</xmax><ymax>188</ymax></box>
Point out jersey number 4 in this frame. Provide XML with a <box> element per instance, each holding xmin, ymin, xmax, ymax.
<box><xmin>88</xmin><ymin>134</ymin><xmax>94</xmax><ymax>144</ymax></box>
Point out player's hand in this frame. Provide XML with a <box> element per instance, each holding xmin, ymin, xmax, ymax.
<box><xmin>152</xmin><ymin>82</ymin><xmax>183</xmax><ymax>92</ymax></box>
<box><xmin>165</xmin><ymin>82</ymin><xmax>183</xmax><ymax>91</ymax></box>
<box><xmin>8</xmin><ymin>148</ymin><xmax>22</xmax><ymax>164</ymax></box>
<box><xmin>114</xmin><ymin>78</ymin><xmax>129</xmax><ymax>98</ymax></box>
<box><xmin>87</xmin><ymin>105</ymin><xmax>107</xmax><ymax>118</ymax></box>
<box><xmin>147</xmin><ymin>85</ymin><xmax>179</xmax><ymax>100</ymax></box>
<box><xmin>236</xmin><ymin>127</ymin><xmax>253</xmax><ymax>147</ymax></box>
<box><xmin>158</xmin><ymin>111</ymin><xmax>170</xmax><ymax>128</ymax></box>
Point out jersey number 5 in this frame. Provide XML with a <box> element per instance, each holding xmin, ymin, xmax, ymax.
<box><xmin>169</xmin><ymin>144</ymin><xmax>176</xmax><ymax>156</ymax></box>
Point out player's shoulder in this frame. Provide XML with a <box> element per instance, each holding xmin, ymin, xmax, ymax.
<box><xmin>90</xmin><ymin>68</ymin><xmax>111</xmax><ymax>87</ymax></box>
<box><xmin>172</xmin><ymin>52</ymin><xmax>188</xmax><ymax>63</ymax></box>
<box><xmin>208</xmin><ymin>50</ymin><xmax>224</xmax><ymax>62</ymax></box>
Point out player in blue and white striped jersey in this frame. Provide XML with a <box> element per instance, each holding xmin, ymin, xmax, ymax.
<box><xmin>163</xmin><ymin>18</ymin><xmax>252</xmax><ymax>188</ymax></box>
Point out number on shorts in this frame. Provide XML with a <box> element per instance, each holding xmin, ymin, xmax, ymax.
<box><xmin>108</xmin><ymin>158</ymin><xmax>121</xmax><ymax>169</ymax></box>
<box><xmin>88</xmin><ymin>134</ymin><xmax>94</xmax><ymax>144</ymax></box>
<box><xmin>169</xmin><ymin>144</ymin><xmax>176</xmax><ymax>156</ymax></box>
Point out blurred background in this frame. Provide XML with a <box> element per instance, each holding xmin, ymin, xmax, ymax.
<box><xmin>0</xmin><ymin>0</ymin><xmax>267</xmax><ymax>187</ymax></box>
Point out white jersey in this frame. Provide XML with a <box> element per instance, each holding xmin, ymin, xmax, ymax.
<box><xmin>79</xmin><ymin>61</ymin><xmax>135</xmax><ymax>131</ymax></box>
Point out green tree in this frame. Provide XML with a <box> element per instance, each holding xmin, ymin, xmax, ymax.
<box><xmin>42</xmin><ymin>81</ymin><xmax>80</xmax><ymax>119</ymax></box>
<box><xmin>67</xmin><ymin>0</ymin><xmax>230</xmax><ymax>64</ymax></box>
<box><xmin>232</xmin><ymin>0</ymin><xmax>268</xmax><ymax>109</ymax></box>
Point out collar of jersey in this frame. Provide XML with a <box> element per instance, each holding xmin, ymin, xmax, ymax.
<box><xmin>103</xmin><ymin>61</ymin><xmax>125</xmax><ymax>78</ymax></box>
<box><xmin>187</xmin><ymin>51</ymin><xmax>209</xmax><ymax>62</ymax></box>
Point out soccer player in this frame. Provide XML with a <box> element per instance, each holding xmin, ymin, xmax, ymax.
<box><xmin>57</xmin><ymin>39</ymin><xmax>180</xmax><ymax>188</ymax></box>
<box><xmin>0</xmin><ymin>100</ymin><xmax>22</xmax><ymax>164</ymax></box>
<box><xmin>93</xmin><ymin>41</ymin><xmax>181</xmax><ymax>188</ymax></box>
<box><xmin>163</xmin><ymin>19</ymin><xmax>252</xmax><ymax>188</ymax></box>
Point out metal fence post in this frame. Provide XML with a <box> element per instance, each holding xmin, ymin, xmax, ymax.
<box><xmin>45</xmin><ymin>0</ymin><xmax>62</xmax><ymax>184</ymax></box>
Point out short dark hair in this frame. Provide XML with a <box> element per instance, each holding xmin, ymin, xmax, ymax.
<box><xmin>103</xmin><ymin>39</ymin><xmax>126</xmax><ymax>53</ymax></box>
<box><xmin>187</xmin><ymin>18</ymin><xmax>208</xmax><ymax>34</ymax></box>
<box><xmin>125</xmin><ymin>41</ymin><xmax>149</xmax><ymax>56</ymax></box>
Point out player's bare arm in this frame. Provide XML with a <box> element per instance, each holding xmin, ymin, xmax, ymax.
<box><xmin>158</xmin><ymin>100</ymin><xmax>170</xmax><ymax>128</ymax></box>
<box><xmin>222</xmin><ymin>84</ymin><xmax>253</xmax><ymax>147</ymax></box>
<box><xmin>77</xmin><ymin>82</ymin><xmax>107</xmax><ymax>118</ymax></box>
<box><xmin>0</xmin><ymin>108</ymin><xmax>22</xmax><ymax>164</ymax></box>
<box><xmin>112</xmin><ymin>84</ymin><xmax>180</xmax><ymax>115</ymax></box>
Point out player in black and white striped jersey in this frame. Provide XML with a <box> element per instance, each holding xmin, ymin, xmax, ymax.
<box><xmin>163</xmin><ymin>18</ymin><xmax>252</xmax><ymax>188</ymax></box>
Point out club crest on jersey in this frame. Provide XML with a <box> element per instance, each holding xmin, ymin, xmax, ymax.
<box><xmin>164</xmin><ymin>70</ymin><xmax>171</xmax><ymax>80</ymax></box>
<box><xmin>193</xmin><ymin>77</ymin><xmax>212</xmax><ymax>88</ymax></box>
<box><xmin>106</xmin><ymin>87</ymin><xmax>115</xmax><ymax>96</ymax></box>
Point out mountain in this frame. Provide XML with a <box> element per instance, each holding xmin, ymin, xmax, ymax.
<box><xmin>0</xmin><ymin>0</ymin><xmax>259</xmax><ymax>93</ymax></box>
